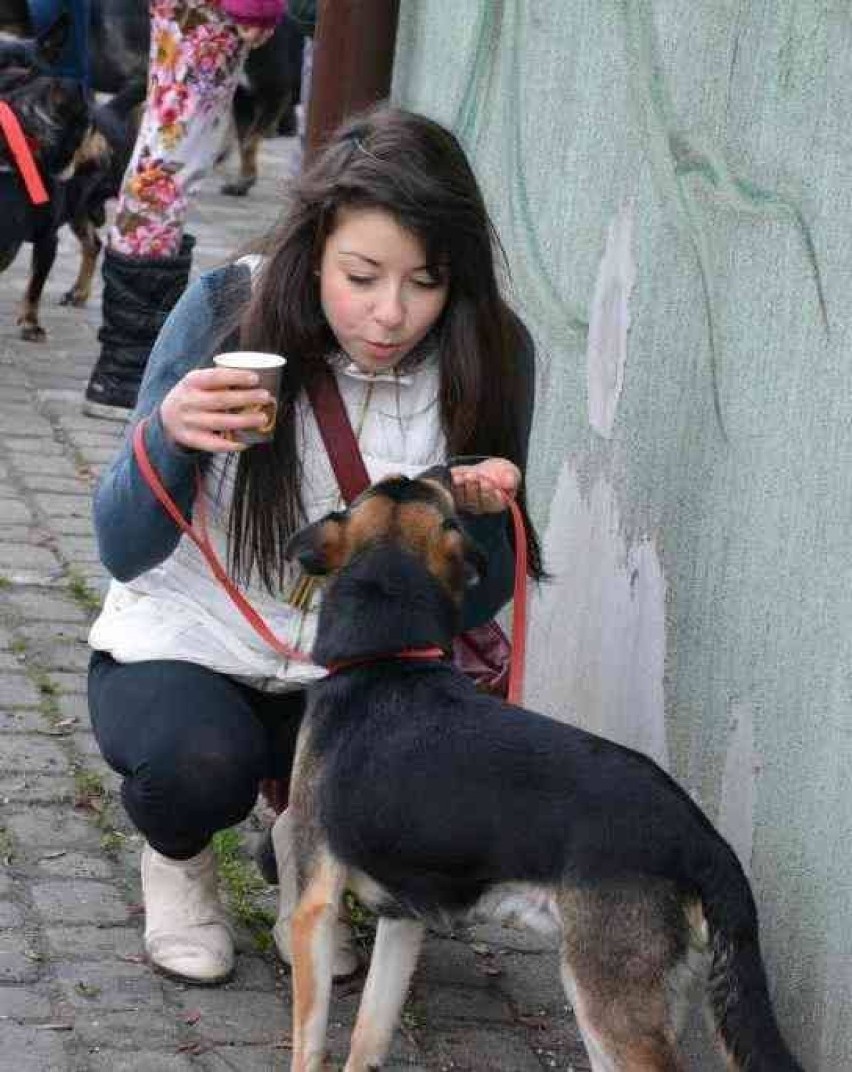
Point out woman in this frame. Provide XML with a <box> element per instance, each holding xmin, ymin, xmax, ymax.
<box><xmin>88</xmin><ymin>104</ymin><xmax>544</xmax><ymax>985</ymax></box>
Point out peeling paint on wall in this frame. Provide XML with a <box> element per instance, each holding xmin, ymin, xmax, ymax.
<box><xmin>525</xmin><ymin>461</ymin><xmax>668</xmax><ymax>768</ymax></box>
<box><xmin>716</xmin><ymin>701</ymin><xmax>757</xmax><ymax>877</ymax></box>
<box><xmin>586</xmin><ymin>198</ymin><xmax>636</xmax><ymax>439</ymax></box>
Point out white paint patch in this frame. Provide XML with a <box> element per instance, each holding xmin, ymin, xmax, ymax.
<box><xmin>716</xmin><ymin>701</ymin><xmax>756</xmax><ymax>877</ymax></box>
<box><xmin>525</xmin><ymin>463</ymin><xmax>668</xmax><ymax>767</ymax></box>
<box><xmin>586</xmin><ymin>199</ymin><xmax>637</xmax><ymax>439</ymax></box>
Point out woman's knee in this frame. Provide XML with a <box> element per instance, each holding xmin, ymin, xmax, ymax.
<box><xmin>126</xmin><ymin>720</ymin><xmax>266</xmax><ymax>823</ymax></box>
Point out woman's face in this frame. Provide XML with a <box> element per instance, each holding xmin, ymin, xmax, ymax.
<box><xmin>319</xmin><ymin>206</ymin><xmax>449</xmax><ymax>373</ymax></box>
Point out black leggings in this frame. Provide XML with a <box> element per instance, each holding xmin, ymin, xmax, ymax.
<box><xmin>88</xmin><ymin>651</ymin><xmax>304</xmax><ymax>859</ymax></box>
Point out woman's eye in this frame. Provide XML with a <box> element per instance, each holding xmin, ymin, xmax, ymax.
<box><xmin>412</xmin><ymin>277</ymin><xmax>442</xmax><ymax>290</ymax></box>
<box><xmin>346</xmin><ymin>275</ymin><xmax>375</xmax><ymax>286</ymax></box>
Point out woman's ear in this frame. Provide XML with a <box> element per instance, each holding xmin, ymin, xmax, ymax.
<box><xmin>284</xmin><ymin>512</ymin><xmax>346</xmax><ymax>575</ymax></box>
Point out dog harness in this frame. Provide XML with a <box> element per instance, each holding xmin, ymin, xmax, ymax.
<box><xmin>0</xmin><ymin>101</ymin><xmax>49</xmax><ymax>206</ymax></box>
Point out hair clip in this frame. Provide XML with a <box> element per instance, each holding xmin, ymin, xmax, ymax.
<box><xmin>349</xmin><ymin>135</ymin><xmax>380</xmax><ymax>162</ymax></box>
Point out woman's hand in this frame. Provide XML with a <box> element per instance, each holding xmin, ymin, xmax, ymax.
<box><xmin>159</xmin><ymin>367</ymin><xmax>275</xmax><ymax>453</ymax></box>
<box><xmin>450</xmin><ymin>458</ymin><xmax>521</xmax><ymax>514</ymax></box>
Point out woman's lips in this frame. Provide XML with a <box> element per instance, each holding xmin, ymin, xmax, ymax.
<box><xmin>363</xmin><ymin>340</ymin><xmax>403</xmax><ymax>360</ymax></box>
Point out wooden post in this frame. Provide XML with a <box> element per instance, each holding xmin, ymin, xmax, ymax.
<box><xmin>305</xmin><ymin>0</ymin><xmax>401</xmax><ymax>159</ymax></box>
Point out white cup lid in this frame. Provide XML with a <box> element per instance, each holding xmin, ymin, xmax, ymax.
<box><xmin>213</xmin><ymin>351</ymin><xmax>286</xmax><ymax>369</ymax></box>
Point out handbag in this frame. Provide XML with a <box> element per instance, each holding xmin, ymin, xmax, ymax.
<box><xmin>305</xmin><ymin>366</ymin><xmax>522</xmax><ymax>700</ymax></box>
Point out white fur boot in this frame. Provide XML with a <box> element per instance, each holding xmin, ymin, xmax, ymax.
<box><xmin>271</xmin><ymin>809</ymin><xmax>360</xmax><ymax>979</ymax></box>
<box><xmin>141</xmin><ymin>843</ymin><xmax>234</xmax><ymax>984</ymax></box>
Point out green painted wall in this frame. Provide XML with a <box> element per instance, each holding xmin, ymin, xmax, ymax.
<box><xmin>394</xmin><ymin>2</ymin><xmax>851</xmax><ymax>1066</ymax></box>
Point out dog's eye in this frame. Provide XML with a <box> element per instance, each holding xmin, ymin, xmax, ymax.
<box><xmin>463</xmin><ymin>561</ymin><xmax>481</xmax><ymax>588</ymax></box>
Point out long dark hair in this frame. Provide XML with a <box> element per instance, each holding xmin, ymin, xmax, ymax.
<box><xmin>228</xmin><ymin>104</ymin><xmax>544</xmax><ymax>588</ymax></box>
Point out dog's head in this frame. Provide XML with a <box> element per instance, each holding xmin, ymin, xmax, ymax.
<box><xmin>0</xmin><ymin>14</ymin><xmax>90</xmax><ymax>177</ymax></box>
<box><xmin>285</xmin><ymin>467</ymin><xmax>487</xmax><ymax>603</ymax></box>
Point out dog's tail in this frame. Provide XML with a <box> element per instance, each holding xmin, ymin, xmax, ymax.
<box><xmin>696</xmin><ymin>843</ymin><xmax>805</xmax><ymax>1071</ymax></box>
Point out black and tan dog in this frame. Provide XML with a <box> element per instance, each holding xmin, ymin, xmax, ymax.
<box><xmin>282</xmin><ymin>470</ymin><xmax>805</xmax><ymax>1072</ymax></box>
<box><xmin>0</xmin><ymin>17</ymin><xmax>143</xmax><ymax>339</ymax></box>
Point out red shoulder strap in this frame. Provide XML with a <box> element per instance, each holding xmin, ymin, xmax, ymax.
<box><xmin>304</xmin><ymin>365</ymin><xmax>527</xmax><ymax>703</ymax></box>
<box><xmin>0</xmin><ymin>101</ymin><xmax>49</xmax><ymax>206</ymax></box>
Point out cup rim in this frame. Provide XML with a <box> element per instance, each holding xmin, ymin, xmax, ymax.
<box><xmin>213</xmin><ymin>351</ymin><xmax>286</xmax><ymax>370</ymax></box>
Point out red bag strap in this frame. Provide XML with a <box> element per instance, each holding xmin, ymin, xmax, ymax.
<box><xmin>304</xmin><ymin>366</ymin><xmax>370</xmax><ymax>504</ymax></box>
<box><xmin>304</xmin><ymin>365</ymin><xmax>528</xmax><ymax>704</ymax></box>
<box><xmin>131</xmin><ymin>419</ymin><xmax>312</xmax><ymax>664</ymax></box>
<box><xmin>0</xmin><ymin>101</ymin><xmax>50</xmax><ymax>206</ymax></box>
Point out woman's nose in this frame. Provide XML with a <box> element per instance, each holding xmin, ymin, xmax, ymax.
<box><xmin>373</xmin><ymin>285</ymin><xmax>405</xmax><ymax>329</ymax></box>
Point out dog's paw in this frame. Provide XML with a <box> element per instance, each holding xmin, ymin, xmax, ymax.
<box><xmin>221</xmin><ymin>179</ymin><xmax>254</xmax><ymax>198</ymax></box>
<box><xmin>18</xmin><ymin>321</ymin><xmax>46</xmax><ymax>342</ymax></box>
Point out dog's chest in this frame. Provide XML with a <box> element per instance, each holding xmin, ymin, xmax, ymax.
<box><xmin>0</xmin><ymin>171</ymin><xmax>59</xmax><ymax>246</ymax></box>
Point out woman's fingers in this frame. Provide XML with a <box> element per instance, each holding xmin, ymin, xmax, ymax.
<box><xmin>450</xmin><ymin>458</ymin><xmax>521</xmax><ymax>514</ymax></box>
<box><xmin>160</xmin><ymin>367</ymin><xmax>275</xmax><ymax>452</ymax></box>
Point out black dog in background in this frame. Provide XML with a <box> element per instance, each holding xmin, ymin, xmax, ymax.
<box><xmin>1</xmin><ymin>0</ymin><xmax>306</xmax><ymax>197</ymax></box>
<box><xmin>0</xmin><ymin>17</ymin><xmax>143</xmax><ymax>339</ymax></box>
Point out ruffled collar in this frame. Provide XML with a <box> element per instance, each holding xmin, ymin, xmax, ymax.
<box><xmin>326</xmin><ymin>336</ymin><xmax>439</xmax><ymax>386</ymax></box>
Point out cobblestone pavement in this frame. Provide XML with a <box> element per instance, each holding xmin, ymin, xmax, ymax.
<box><xmin>0</xmin><ymin>136</ymin><xmax>590</xmax><ymax>1071</ymax></box>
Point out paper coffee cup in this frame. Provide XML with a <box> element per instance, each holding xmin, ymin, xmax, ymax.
<box><xmin>213</xmin><ymin>351</ymin><xmax>286</xmax><ymax>444</ymax></box>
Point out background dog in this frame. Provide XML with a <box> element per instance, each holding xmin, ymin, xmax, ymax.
<box><xmin>0</xmin><ymin>0</ymin><xmax>306</xmax><ymax>197</ymax></box>
<box><xmin>282</xmin><ymin>471</ymin><xmax>805</xmax><ymax>1072</ymax></box>
<box><xmin>0</xmin><ymin>16</ymin><xmax>142</xmax><ymax>339</ymax></box>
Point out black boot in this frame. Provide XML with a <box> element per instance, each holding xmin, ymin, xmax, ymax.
<box><xmin>82</xmin><ymin>234</ymin><xmax>195</xmax><ymax>420</ymax></box>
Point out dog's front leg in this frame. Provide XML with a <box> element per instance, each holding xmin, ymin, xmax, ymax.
<box><xmin>344</xmin><ymin>917</ymin><xmax>425</xmax><ymax>1071</ymax></box>
<box><xmin>290</xmin><ymin>853</ymin><xmax>347</xmax><ymax>1072</ymax></box>
<box><xmin>19</xmin><ymin>231</ymin><xmax>57</xmax><ymax>340</ymax></box>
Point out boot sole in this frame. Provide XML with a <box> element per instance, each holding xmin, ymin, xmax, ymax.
<box><xmin>148</xmin><ymin>955</ymin><xmax>235</xmax><ymax>987</ymax></box>
<box><xmin>81</xmin><ymin>398</ymin><xmax>132</xmax><ymax>422</ymax></box>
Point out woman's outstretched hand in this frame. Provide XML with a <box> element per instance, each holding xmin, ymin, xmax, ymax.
<box><xmin>450</xmin><ymin>458</ymin><xmax>521</xmax><ymax>514</ymax></box>
<box><xmin>159</xmin><ymin>367</ymin><xmax>274</xmax><ymax>453</ymax></box>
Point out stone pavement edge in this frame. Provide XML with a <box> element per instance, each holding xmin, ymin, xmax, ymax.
<box><xmin>0</xmin><ymin>135</ymin><xmax>590</xmax><ymax>1071</ymax></box>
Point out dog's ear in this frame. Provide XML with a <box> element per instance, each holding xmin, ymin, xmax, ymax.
<box><xmin>284</xmin><ymin>511</ymin><xmax>347</xmax><ymax>576</ymax></box>
<box><xmin>463</xmin><ymin>539</ymin><xmax>488</xmax><ymax>588</ymax></box>
<box><xmin>441</xmin><ymin>518</ymin><xmax>487</xmax><ymax>589</ymax></box>
<box><xmin>35</xmin><ymin>12</ymin><xmax>71</xmax><ymax>69</ymax></box>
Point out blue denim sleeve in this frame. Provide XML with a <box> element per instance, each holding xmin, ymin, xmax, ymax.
<box><xmin>92</xmin><ymin>265</ymin><xmax>246</xmax><ymax>581</ymax></box>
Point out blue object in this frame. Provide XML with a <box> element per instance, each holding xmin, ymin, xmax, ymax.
<box><xmin>27</xmin><ymin>0</ymin><xmax>90</xmax><ymax>85</ymax></box>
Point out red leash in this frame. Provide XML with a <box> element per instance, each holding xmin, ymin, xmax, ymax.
<box><xmin>132</xmin><ymin>418</ymin><xmax>528</xmax><ymax>700</ymax></box>
<box><xmin>133</xmin><ymin>419</ymin><xmax>312</xmax><ymax>664</ymax></box>
<box><xmin>0</xmin><ymin>100</ymin><xmax>50</xmax><ymax>205</ymax></box>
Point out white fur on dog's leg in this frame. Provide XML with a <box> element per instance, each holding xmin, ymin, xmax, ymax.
<box><xmin>291</xmin><ymin>856</ymin><xmax>347</xmax><ymax>1072</ymax></box>
<box><xmin>344</xmin><ymin>917</ymin><xmax>425</xmax><ymax>1071</ymax></box>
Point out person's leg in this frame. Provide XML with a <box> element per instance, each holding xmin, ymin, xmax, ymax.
<box><xmin>88</xmin><ymin>652</ymin><xmax>270</xmax><ymax>857</ymax></box>
<box><xmin>83</xmin><ymin>0</ymin><xmax>249</xmax><ymax>419</ymax></box>
<box><xmin>87</xmin><ymin>651</ymin><xmax>301</xmax><ymax>982</ymax></box>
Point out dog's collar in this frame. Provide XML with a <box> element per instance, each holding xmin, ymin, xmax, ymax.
<box><xmin>324</xmin><ymin>646</ymin><xmax>448</xmax><ymax>676</ymax></box>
